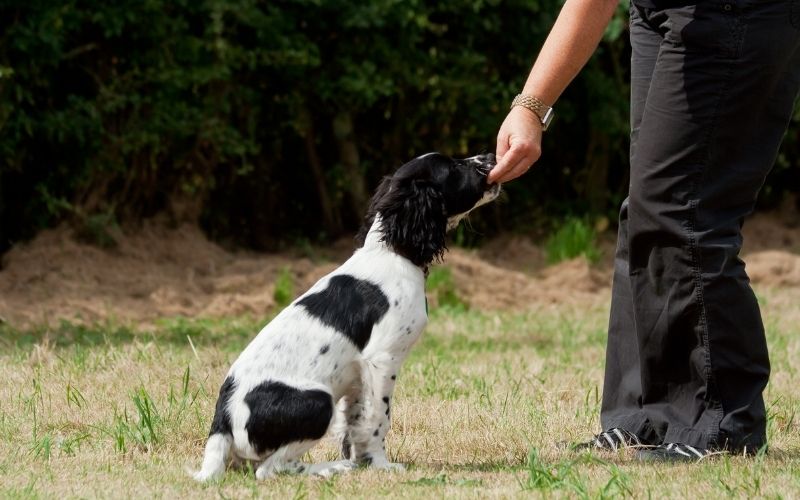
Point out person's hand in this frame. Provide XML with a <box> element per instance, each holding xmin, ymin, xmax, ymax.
<box><xmin>489</xmin><ymin>106</ymin><xmax>543</xmax><ymax>184</ymax></box>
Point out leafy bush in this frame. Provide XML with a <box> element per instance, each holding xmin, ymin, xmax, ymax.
<box><xmin>545</xmin><ymin>217</ymin><xmax>601</xmax><ymax>265</ymax></box>
<box><xmin>1</xmin><ymin>0</ymin><xmax>796</xmax><ymax>254</ymax></box>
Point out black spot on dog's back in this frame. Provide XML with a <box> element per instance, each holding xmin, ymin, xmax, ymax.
<box><xmin>209</xmin><ymin>376</ymin><xmax>236</xmax><ymax>436</ymax></box>
<box><xmin>298</xmin><ymin>275</ymin><xmax>389</xmax><ymax>350</ymax></box>
<box><xmin>244</xmin><ymin>380</ymin><xmax>333</xmax><ymax>455</ymax></box>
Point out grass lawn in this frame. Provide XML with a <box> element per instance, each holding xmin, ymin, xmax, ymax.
<box><xmin>1</xmin><ymin>287</ymin><xmax>799</xmax><ymax>499</ymax></box>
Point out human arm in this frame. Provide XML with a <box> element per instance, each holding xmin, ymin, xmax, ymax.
<box><xmin>489</xmin><ymin>0</ymin><xmax>620</xmax><ymax>184</ymax></box>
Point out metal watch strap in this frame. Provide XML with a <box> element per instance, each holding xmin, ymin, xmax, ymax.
<box><xmin>510</xmin><ymin>93</ymin><xmax>554</xmax><ymax>131</ymax></box>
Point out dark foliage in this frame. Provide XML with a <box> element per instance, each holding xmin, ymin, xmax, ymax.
<box><xmin>0</xmin><ymin>0</ymin><xmax>797</xmax><ymax>254</ymax></box>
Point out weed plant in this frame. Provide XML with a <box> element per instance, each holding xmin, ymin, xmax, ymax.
<box><xmin>545</xmin><ymin>217</ymin><xmax>601</xmax><ymax>264</ymax></box>
<box><xmin>273</xmin><ymin>267</ymin><xmax>295</xmax><ymax>307</ymax></box>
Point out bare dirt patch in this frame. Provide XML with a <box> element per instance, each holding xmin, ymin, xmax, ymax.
<box><xmin>0</xmin><ymin>211</ymin><xmax>798</xmax><ymax>327</ymax></box>
<box><xmin>0</xmin><ymin>222</ymin><xmax>339</xmax><ymax>326</ymax></box>
<box><xmin>741</xmin><ymin>212</ymin><xmax>800</xmax><ymax>288</ymax></box>
<box><xmin>445</xmin><ymin>249</ymin><xmax>611</xmax><ymax>311</ymax></box>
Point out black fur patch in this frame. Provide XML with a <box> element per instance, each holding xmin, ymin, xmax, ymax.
<box><xmin>355</xmin><ymin>153</ymin><xmax>493</xmax><ymax>267</ymax></box>
<box><xmin>208</xmin><ymin>376</ymin><xmax>236</xmax><ymax>436</ymax></box>
<box><xmin>298</xmin><ymin>275</ymin><xmax>390</xmax><ymax>350</ymax></box>
<box><xmin>243</xmin><ymin>380</ymin><xmax>333</xmax><ymax>455</ymax></box>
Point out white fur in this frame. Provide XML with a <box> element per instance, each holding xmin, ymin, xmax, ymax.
<box><xmin>193</xmin><ymin>153</ymin><xmax>500</xmax><ymax>482</ymax></box>
<box><xmin>193</xmin><ymin>218</ymin><xmax>427</xmax><ymax>481</ymax></box>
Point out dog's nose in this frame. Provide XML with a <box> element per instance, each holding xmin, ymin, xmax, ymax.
<box><xmin>475</xmin><ymin>153</ymin><xmax>496</xmax><ymax>177</ymax></box>
<box><xmin>475</xmin><ymin>153</ymin><xmax>496</xmax><ymax>166</ymax></box>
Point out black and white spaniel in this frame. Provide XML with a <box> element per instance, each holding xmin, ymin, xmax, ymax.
<box><xmin>193</xmin><ymin>152</ymin><xmax>500</xmax><ymax>481</ymax></box>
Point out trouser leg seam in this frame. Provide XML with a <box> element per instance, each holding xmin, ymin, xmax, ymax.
<box><xmin>684</xmin><ymin>56</ymin><xmax>741</xmax><ymax>448</ymax></box>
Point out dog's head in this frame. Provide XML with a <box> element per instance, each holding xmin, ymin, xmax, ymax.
<box><xmin>356</xmin><ymin>152</ymin><xmax>500</xmax><ymax>267</ymax></box>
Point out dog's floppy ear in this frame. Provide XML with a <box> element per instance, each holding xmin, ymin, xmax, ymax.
<box><xmin>375</xmin><ymin>177</ymin><xmax>447</xmax><ymax>267</ymax></box>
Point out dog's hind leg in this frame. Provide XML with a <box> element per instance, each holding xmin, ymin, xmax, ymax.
<box><xmin>255</xmin><ymin>442</ymin><xmax>357</xmax><ymax>479</ymax></box>
<box><xmin>253</xmin><ymin>441</ymin><xmax>315</xmax><ymax>479</ymax></box>
<box><xmin>254</xmin><ymin>440</ymin><xmax>358</xmax><ymax>479</ymax></box>
<box><xmin>306</xmin><ymin>459</ymin><xmax>357</xmax><ymax>478</ymax></box>
<box><xmin>193</xmin><ymin>433</ymin><xmax>233</xmax><ymax>482</ymax></box>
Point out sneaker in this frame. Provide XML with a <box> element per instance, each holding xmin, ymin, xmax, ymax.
<box><xmin>636</xmin><ymin>443</ymin><xmax>722</xmax><ymax>462</ymax></box>
<box><xmin>571</xmin><ymin>428</ymin><xmax>643</xmax><ymax>451</ymax></box>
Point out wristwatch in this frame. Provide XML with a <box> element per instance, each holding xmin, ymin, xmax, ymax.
<box><xmin>511</xmin><ymin>93</ymin><xmax>554</xmax><ymax>131</ymax></box>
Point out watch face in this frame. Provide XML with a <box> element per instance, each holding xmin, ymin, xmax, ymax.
<box><xmin>541</xmin><ymin>107</ymin><xmax>554</xmax><ymax>131</ymax></box>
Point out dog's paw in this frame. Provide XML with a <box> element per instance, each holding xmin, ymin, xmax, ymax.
<box><xmin>190</xmin><ymin>468</ymin><xmax>222</xmax><ymax>483</ymax></box>
<box><xmin>308</xmin><ymin>460</ymin><xmax>357</xmax><ymax>478</ymax></box>
<box><xmin>254</xmin><ymin>466</ymin><xmax>274</xmax><ymax>481</ymax></box>
<box><xmin>356</xmin><ymin>453</ymin><xmax>406</xmax><ymax>472</ymax></box>
<box><xmin>371</xmin><ymin>461</ymin><xmax>406</xmax><ymax>472</ymax></box>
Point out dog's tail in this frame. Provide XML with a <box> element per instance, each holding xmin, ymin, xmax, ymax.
<box><xmin>190</xmin><ymin>433</ymin><xmax>233</xmax><ymax>482</ymax></box>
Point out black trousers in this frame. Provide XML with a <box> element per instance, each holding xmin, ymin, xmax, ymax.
<box><xmin>601</xmin><ymin>0</ymin><xmax>800</xmax><ymax>451</ymax></box>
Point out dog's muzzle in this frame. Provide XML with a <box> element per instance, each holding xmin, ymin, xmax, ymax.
<box><xmin>473</xmin><ymin>153</ymin><xmax>497</xmax><ymax>177</ymax></box>
<box><xmin>474</xmin><ymin>153</ymin><xmax>501</xmax><ymax>198</ymax></box>
<box><xmin>475</xmin><ymin>154</ymin><xmax>501</xmax><ymax>206</ymax></box>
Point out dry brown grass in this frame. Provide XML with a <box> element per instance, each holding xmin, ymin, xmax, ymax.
<box><xmin>1</xmin><ymin>286</ymin><xmax>799</xmax><ymax>499</ymax></box>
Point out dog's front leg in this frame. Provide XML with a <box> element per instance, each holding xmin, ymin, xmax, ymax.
<box><xmin>350</xmin><ymin>354</ymin><xmax>405</xmax><ymax>471</ymax></box>
<box><xmin>337</xmin><ymin>378</ymin><xmax>365</xmax><ymax>461</ymax></box>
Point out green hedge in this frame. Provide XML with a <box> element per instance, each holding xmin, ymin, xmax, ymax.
<box><xmin>1</xmin><ymin>0</ymin><xmax>797</xmax><ymax>253</ymax></box>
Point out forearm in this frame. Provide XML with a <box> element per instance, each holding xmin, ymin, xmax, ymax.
<box><xmin>490</xmin><ymin>0</ymin><xmax>621</xmax><ymax>184</ymax></box>
<box><xmin>522</xmin><ymin>0</ymin><xmax>620</xmax><ymax>105</ymax></box>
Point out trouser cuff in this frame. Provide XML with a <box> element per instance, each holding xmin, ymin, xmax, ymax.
<box><xmin>602</xmin><ymin>413</ymin><xmax>657</xmax><ymax>445</ymax></box>
<box><xmin>663</xmin><ymin>426</ymin><xmax>711</xmax><ymax>449</ymax></box>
